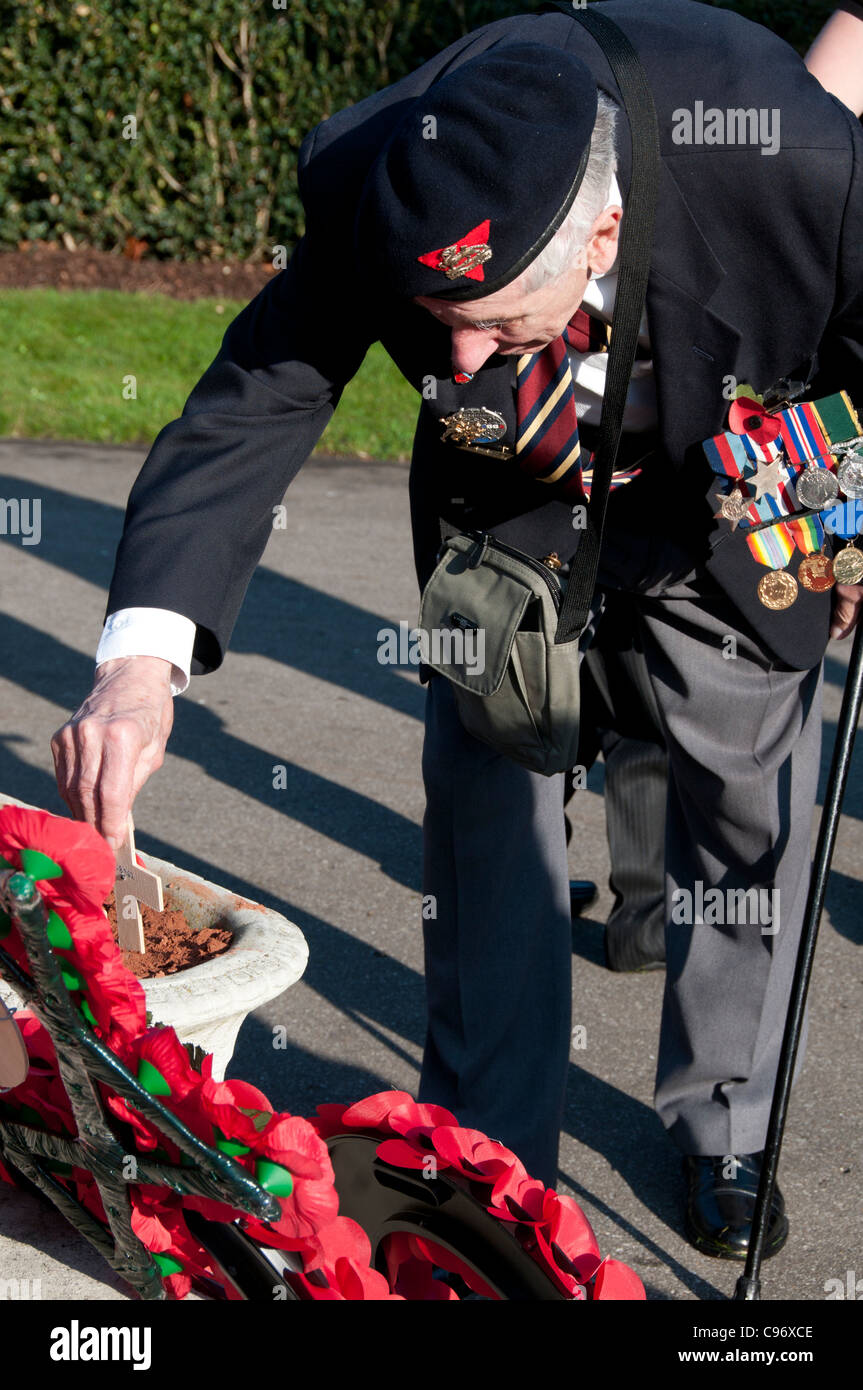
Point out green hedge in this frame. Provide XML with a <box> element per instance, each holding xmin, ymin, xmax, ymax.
<box><xmin>0</xmin><ymin>0</ymin><xmax>837</xmax><ymax>261</ymax></box>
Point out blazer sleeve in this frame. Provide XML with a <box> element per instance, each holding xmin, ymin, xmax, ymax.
<box><xmin>814</xmin><ymin>97</ymin><xmax>863</xmax><ymax>395</ymax></box>
<box><xmin>105</xmin><ymin>226</ymin><xmax>377</xmax><ymax>675</ymax></box>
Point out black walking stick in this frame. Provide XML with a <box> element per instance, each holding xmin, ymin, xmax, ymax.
<box><xmin>734</xmin><ymin>618</ymin><xmax>863</xmax><ymax>1300</ymax></box>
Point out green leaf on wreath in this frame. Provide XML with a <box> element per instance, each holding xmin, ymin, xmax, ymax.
<box><xmin>61</xmin><ymin>965</ymin><xmax>83</xmax><ymax>992</ymax></box>
<box><xmin>213</xmin><ymin>1126</ymin><xmax>251</xmax><ymax>1156</ymax></box>
<box><xmin>238</xmin><ymin>1105</ymin><xmax>273</xmax><ymax>1133</ymax></box>
<box><xmin>79</xmin><ymin>1000</ymin><xmax>97</xmax><ymax>1027</ymax></box>
<box><xmin>46</xmin><ymin>911</ymin><xmax>73</xmax><ymax>949</ymax></box>
<box><xmin>19</xmin><ymin>848</ymin><xmax>63</xmax><ymax>880</ymax></box>
<box><xmin>254</xmin><ymin>1159</ymin><xmax>294</xmax><ymax>1197</ymax></box>
<box><xmin>137</xmin><ymin>1058</ymin><xmax>171</xmax><ymax>1097</ymax></box>
<box><xmin>153</xmin><ymin>1253</ymin><xmax>184</xmax><ymax>1277</ymax></box>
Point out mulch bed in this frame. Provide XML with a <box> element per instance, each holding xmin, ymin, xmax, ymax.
<box><xmin>0</xmin><ymin>240</ymin><xmax>277</xmax><ymax>302</ymax></box>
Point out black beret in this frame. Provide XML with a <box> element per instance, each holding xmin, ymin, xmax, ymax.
<box><xmin>354</xmin><ymin>42</ymin><xmax>598</xmax><ymax>302</ymax></box>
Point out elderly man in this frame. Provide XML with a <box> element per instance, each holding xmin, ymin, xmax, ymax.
<box><xmin>53</xmin><ymin>0</ymin><xmax>863</xmax><ymax>1260</ymax></box>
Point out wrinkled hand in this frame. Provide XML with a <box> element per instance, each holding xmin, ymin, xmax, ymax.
<box><xmin>830</xmin><ymin>582</ymin><xmax>863</xmax><ymax>641</ymax></box>
<box><xmin>51</xmin><ymin>656</ymin><xmax>175</xmax><ymax>849</ymax></box>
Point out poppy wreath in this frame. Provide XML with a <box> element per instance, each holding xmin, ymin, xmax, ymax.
<box><xmin>0</xmin><ymin>806</ymin><xmax>644</xmax><ymax>1300</ymax></box>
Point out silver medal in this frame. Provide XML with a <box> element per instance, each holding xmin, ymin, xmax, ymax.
<box><xmin>794</xmin><ymin>466</ymin><xmax>839</xmax><ymax>509</ymax></box>
<box><xmin>836</xmin><ymin>451</ymin><xmax>863</xmax><ymax>499</ymax></box>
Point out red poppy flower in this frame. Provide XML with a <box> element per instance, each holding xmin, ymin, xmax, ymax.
<box><xmin>384</xmin><ymin>1097</ymin><xmax>459</xmax><ymax>1143</ymax></box>
<box><xmin>589</xmin><ymin>1256</ymin><xmax>646</xmax><ymax>1301</ymax></box>
<box><xmin>339</xmin><ymin>1089</ymin><xmax>417</xmax><ymax>1130</ymax></box>
<box><xmin>374</xmin><ymin>1137</ymin><xmax>439</xmax><ymax>1170</ymax></box>
<box><xmin>728</xmin><ymin>396</ymin><xmax>781</xmax><ymax>445</ymax></box>
<box><xmin>294</xmin><ymin>1214</ymin><xmax>372</xmax><ymax>1275</ymax></box>
<box><xmin>9</xmin><ymin>1010</ymin><xmax>57</xmax><ymax>1067</ymax></box>
<box><xmin>432</xmin><ymin>1125</ymin><xmax>527</xmax><ymax>1195</ymax></box>
<box><xmin>292</xmin><ymin>1219</ymin><xmax>402</xmax><ymax>1299</ymax></box>
<box><xmin>104</xmin><ymin>1090</ymin><xmax>165</xmax><ymax>1153</ymax></box>
<box><xmin>130</xmin><ymin>1186</ymin><xmax>181</xmax><ymax>1252</ymax></box>
<box><xmin>385</xmin><ymin>1231</ymin><xmax>498</xmax><ymax>1300</ymax></box>
<box><xmin>130</xmin><ymin>1188</ymin><xmax>225</xmax><ymax>1299</ymax></box>
<box><xmin>254</xmin><ymin>1115</ymin><xmax>327</xmax><ymax>1180</ymax></box>
<box><xmin>72</xmin><ymin>1168</ymin><xmax>107</xmax><ymax>1225</ymax></box>
<box><xmin>137</xmin><ymin>1029</ymin><xmax>204</xmax><ymax>1103</ymax></box>
<box><xmin>5</xmin><ymin>1066</ymin><xmax>77</xmax><ymax>1134</ymax></box>
<box><xmin>200</xmin><ymin>1077</ymin><xmax>276</xmax><ymax>1147</ymax></box>
<box><xmin>242</xmin><ymin>1169</ymin><xmax>340</xmax><ymax>1248</ymax></box>
<box><xmin>497</xmin><ymin>1173</ymin><xmax>549</xmax><ymax>1225</ymax></box>
<box><xmin>542</xmin><ymin>1190</ymin><xmax>601</xmax><ymax>1282</ymax></box>
<box><xmin>309</xmin><ymin>1102</ymin><xmax>351</xmax><ymax>1139</ymax></box>
<box><xmin>81</xmin><ymin>957</ymin><xmax>147</xmax><ymax>1047</ymax></box>
<box><xmin>0</xmin><ymin>807</ymin><xmax>115</xmax><ymax>913</ymax></box>
<box><xmin>389</xmin><ymin>1251</ymin><xmax>459</xmax><ymax>1300</ymax></box>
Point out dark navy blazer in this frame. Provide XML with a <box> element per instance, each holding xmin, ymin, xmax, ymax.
<box><xmin>107</xmin><ymin>0</ymin><xmax>863</xmax><ymax>672</ymax></box>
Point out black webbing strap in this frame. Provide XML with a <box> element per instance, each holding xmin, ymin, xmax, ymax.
<box><xmin>543</xmin><ymin>2</ymin><xmax>661</xmax><ymax>642</ymax></box>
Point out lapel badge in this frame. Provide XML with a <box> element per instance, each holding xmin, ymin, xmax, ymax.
<box><xmin>440</xmin><ymin>407</ymin><xmax>513</xmax><ymax>460</ymax></box>
<box><xmin>418</xmin><ymin>220</ymin><xmax>493</xmax><ymax>282</ymax></box>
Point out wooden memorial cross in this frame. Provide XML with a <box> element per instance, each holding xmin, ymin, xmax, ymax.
<box><xmin>113</xmin><ymin>813</ymin><xmax>164</xmax><ymax>954</ymax></box>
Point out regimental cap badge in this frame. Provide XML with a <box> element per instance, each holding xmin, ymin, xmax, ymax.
<box><xmin>418</xmin><ymin>220</ymin><xmax>493</xmax><ymax>283</ymax></box>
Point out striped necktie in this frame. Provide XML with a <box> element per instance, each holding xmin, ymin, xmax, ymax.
<box><xmin>516</xmin><ymin>308</ymin><xmax>642</xmax><ymax>501</ymax></box>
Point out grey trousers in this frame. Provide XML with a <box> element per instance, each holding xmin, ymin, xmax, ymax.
<box><xmin>576</xmin><ymin>592</ymin><xmax>668</xmax><ymax>966</ymax></box>
<box><xmin>417</xmin><ymin>526</ymin><xmax>823</xmax><ymax>1185</ymax></box>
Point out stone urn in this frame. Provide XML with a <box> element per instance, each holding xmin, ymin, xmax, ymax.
<box><xmin>0</xmin><ymin>795</ymin><xmax>308</xmax><ymax>1078</ymax></box>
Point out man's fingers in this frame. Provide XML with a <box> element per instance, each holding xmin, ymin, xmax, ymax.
<box><xmin>51</xmin><ymin>658</ymin><xmax>175</xmax><ymax>843</ymax></box>
<box><xmin>51</xmin><ymin>726</ymin><xmax>87</xmax><ymax>823</ymax></box>
<box><xmin>90</xmin><ymin>718</ymin><xmax>151</xmax><ymax>845</ymax></box>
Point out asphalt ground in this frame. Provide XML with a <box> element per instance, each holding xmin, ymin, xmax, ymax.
<box><xmin>0</xmin><ymin>439</ymin><xmax>860</xmax><ymax>1306</ymax></box>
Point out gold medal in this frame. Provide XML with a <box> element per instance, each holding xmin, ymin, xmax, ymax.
<box><xmin>440</xmin><ymin>407</ymin><xmax>513</xmax><ymax>460</ymax></box>
<box><xmin>831</xmin><ymin>543</ymin><xmax>863</xmax><ymax>584</ymax></box>
<box><xmin>797</xmin><ymin>552</ymin><xmax>835</xmax><ymax>593</ymax></box>
<box><xmin>757</xmin><ymin>570</ymin><xmax>798</xmax><ymax>609</ymax></box>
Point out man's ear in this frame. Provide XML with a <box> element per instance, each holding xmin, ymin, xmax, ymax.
<box><xmin>586</xmin><ymin>205</ymin><xmax>622</xmax><ymax>276</ymax></box>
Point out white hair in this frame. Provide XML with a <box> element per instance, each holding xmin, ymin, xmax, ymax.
<box><xmin>517</xmin><ymin>93</ymin><xmax>619</xmax><ymax>293</ymax></box>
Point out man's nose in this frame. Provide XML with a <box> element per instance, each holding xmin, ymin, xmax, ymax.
<box><xmin>450</xmin><ymin>327</ymin><xmax>501</xmax><ymax>375</ymax></box>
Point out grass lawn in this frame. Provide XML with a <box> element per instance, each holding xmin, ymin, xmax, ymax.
<box><xmin>0</xmin><ymin>287</ymin><xmax>419</xmax><ymax>461</ymax></box>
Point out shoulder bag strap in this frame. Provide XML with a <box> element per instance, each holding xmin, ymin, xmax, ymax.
<box><xmin>543</xmin><ymin>2</ymin><xmax>661</xmax><ymax>642</ymax></box>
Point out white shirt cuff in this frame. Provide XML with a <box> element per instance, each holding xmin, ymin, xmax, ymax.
<box><xmin>96</xmin><ymin>608</ymin><xmax>196</xmax><ymax>695</ymax></box>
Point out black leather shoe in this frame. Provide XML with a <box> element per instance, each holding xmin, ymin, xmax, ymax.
<box><xmin>570</xmin><ymin>879</ymin><xmax>598</xmax><ymax>918</ymax></box>
<box><xmin>683</xmin><ymin>1152</ymin><xmax>789</xmax><ymax>1260</ymax></box>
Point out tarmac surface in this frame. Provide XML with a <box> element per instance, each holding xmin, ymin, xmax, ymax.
<box><xmin>0</xmin><ymin>439</ymin><xmax>860</xmax><ymax>1304</ymax></box>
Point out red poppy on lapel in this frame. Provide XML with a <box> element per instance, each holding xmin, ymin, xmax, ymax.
<box><xmin>728</xmin><ymin>396</ymin><xmax>781</xmax><ymax>445</ymax></box>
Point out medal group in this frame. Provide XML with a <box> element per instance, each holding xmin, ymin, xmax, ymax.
<box><xmin>705</xmin><ymin>389</ymin><xmax>863</xmax><ymax>609</ymax></box>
